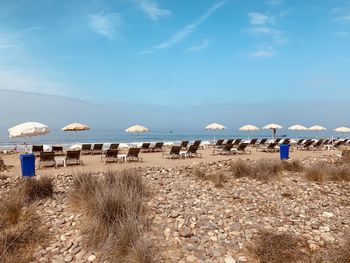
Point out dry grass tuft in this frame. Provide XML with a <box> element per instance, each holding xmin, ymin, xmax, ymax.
<box><xmin>341</xmin><ymin>149</ymin><xmax>350</xmax><ymax>164</ymax></box>
<box><xmin>193</xmin><ymin>167</ymin><xmax>206</xmax><ymax>180</ymax></box>
<box><xmin>194</xmin><ymin>167</ymin><xmax>225</xmax><ymax>187</ymax></box>
<box><xmin>70</xmin><ymin>169</ymin><xmax>153</xmax><ymax>262</ymax></box>
<box><xmin>0</xmin><ymin>191</ymin><xmax>46</xmax><ymax>263</ymax></box>
<box><xmin>332</xmin><ymin>239</ymin><xmax>350</xmax><ymax>263</ymax></box>
<box><xmin>250</xmin><ymin>231</ymin><xmax>308</xmax><ymax>263</ymax></box>
<box><xmin>305</xmin><ymin>163</ymin><xmax>350</xmax><ymax>182</ymax></box>
<box><xmin>230</xmin><ymin>159</ymin><xmax>282</xmax><ymax>181</ymax></box>
<box><xmin>20</xmin><ymin>176</ymin><xmax>54</xmax><ymax>203</ymax></box>
<box><xmin>280</xmin><ymin>160</ymin><xmax>304</xmax><ymax>172</ymax></box>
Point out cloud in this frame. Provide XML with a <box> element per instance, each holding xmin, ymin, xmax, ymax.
<box><xmin>248</xmin><ymin>12</ymin><xmax>274</xmax><ymax>25</ymax></box>
<box><xmin>186</xmin><ymin>39</ymin><xmax>211</xmax><ymax>52</ymax></box>
<box><xmin>151</xmin><ymin>1</ymin><xmax>225</xmax><ymax>51</ymax></box>
<box><xmin>249</xmin><ymin>46</ymin><xmax>275</xmax><ymax>58</ymax></box>
<box><xmin>134</xmin><ymin>0</ymin><xmax>171</xmax><ymax>21</ymax></box>
<box><xmin>88</xmin><ymin>12</ymin><xmax>121</xmax><ymax>39</ymax></box>
<box><xmin>331</xmin><ymin>6</ymin><xmax>350</xmax><ymax>22</ymax></box>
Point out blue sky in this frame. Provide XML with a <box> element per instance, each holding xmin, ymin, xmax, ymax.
<box><xmin>0</xmin><ymin>0</ymin><xmax>350</xmax><ymax>107</ymax></box>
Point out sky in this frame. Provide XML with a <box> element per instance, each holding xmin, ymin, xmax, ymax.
<box><xmin>0</xmin><ymin>0</ymin><xmax>350</xmax><ymax>108</ymax></box>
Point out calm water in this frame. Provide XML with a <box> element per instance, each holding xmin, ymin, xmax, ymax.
<box><xmin>0</xmin><ymin>127</ymin><xmax>346</xmax><ymax>149</ymax></box>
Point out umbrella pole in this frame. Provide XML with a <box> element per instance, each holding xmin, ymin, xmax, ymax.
<box><xmin>75</xmin><ymin>131</ymin><xmax>78</xmax><ymax>144</ymax></box>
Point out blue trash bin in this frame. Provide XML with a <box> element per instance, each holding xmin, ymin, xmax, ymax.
<box><xmin>20</xmin><ymin>154</ymin><xmax>36</xmax><ymax>177</ymax></box>
<box><xmin>280</xmin><ymin>144</ymin><xmax>290</xmax><ymax>160</ymax></box>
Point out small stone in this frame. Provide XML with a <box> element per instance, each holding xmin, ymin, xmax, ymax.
<box><xmin>88</xmin><ymin>255</ymin><xmax>96</xmax><ymax>262</ymax></box>
<box><xmin>170</xmin><ymin>211</ymin><xmax>179</xmax><ymax>218</ymax></box>
<box><xmin>322</xmin><ymin>212</ymin><xmax>334</xmax><ymax>218</ymax></box>
<box><xmin>225</xmin><ymin>256</ymin><xmax>236</xmax><ymax>263</ymax></box>
<box><xmin>179</xmin><ymin>227</ymin><xmax>194</xmax><ymax>238</ymax></box>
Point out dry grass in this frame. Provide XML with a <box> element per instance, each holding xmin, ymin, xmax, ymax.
<box><xmin>70</xmin><ymin>169</ymin><xmax>153</xmax><ymax>262</ymax></box>
<box><xmin>305</xmin><ymin>163</ymin><xmax>350</xmax><ymax>182</ymax></box>
<box><xmin>280</xmin><ymin>160</ymin><xmax>304</xmax><ymax>172</ymax></box>
<box><xmin>332</xmin><ymin>239</ymin><xmax>350</xmax><ymax>263</ymax></box>
<box><xmin>19</xmin><ymin>176</ymin><xmax>54</xmax><ymax>203</ymax></box>
<box><xmin>0</xmin><ymin>192</ymin><xmax>46</xmax><ymax>263</ymax></box>
<box><xmin>230</xmin><ymin>159</ymin><xmax>282</xmax><ymax>181</ymax></box>
<box><xmin>194</xmin><ymin>167</ymin><xmax>225</xmax><ymax>187</ymax></box>
<box><xmin>250</xmin><ymin>231</ymin><xmax>308</xmax><ymax>263</ymax></box>
<box><xmin>341</xmin><ymin>149</ymin><xmax>350</xmax><ymax>164</ymax></box>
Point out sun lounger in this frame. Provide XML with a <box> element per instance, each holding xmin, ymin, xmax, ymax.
<box><xmin>92</xmin><ymin>144</ymin><xmax>103</xmax><ymax>155</ymax></box>
<box><xmin>192</xmin><ymin>140</ymin><xmax>202</xmax><ymax>147</ymax></box>
<box><xmin>66</xmin><ymin>150</ymin><xmax>83</xmax><ymax>166</ymax></box>
<box><xmin>213</xmin><ymin>139</ymin><xmax>225</xmax><ymax>148</ymax></box>
<box><xmin>225</xmin><ymin>139</ymin><xmax>234</xmax><ymax>145</ymax></box>
<box><xmin>162</xmin><ymin>146</ymin><xmax>181</xmax><ymax>159</ymax></box>
<box><xmin>39</xmin><ymin>152</ymin><xmax>56</xmax><ymax>168</ymax></box>
<box><xmin>309</xmin><ymin>139</ymin><xmax>325</xmax><ymax>151</ymax></box>
<box><xmin>32</xmin><ymin>145</ymin><xmax>43</xmax><ymax>156</ymax></box>
<box><xmin>109</xmin><ymin>143</ymin><xmax>119</xmax><ymax>150</ymax></box>
<box><xmin>332</xmin><ymin>140</ymin><xmax>345</xmax><ymax>150</ymax></box>
<box><xmin>150</xmin><ymin>142</ymin><xmax>164</xmax><ymax>152</ymax></box>
<box><xmin>233</xmin><ymin>139</ymin><xmax>242</xmax><ymax>146</ymax></box>
<box><xmin>258</xmin><ymin>142</ymin><xmax>279</xmax><ymax>152</ymax></box>
<box><xmin>297</xmin><ymin>140</ymin><xmax>314</xmax><ymax>150</ymax></box>
<box><xmin>52</xmin><ymin>146</ymin><xmax>64</xmax><ymax>156</ymax></box>
<box><xmin>81</xmin><ymin>144</ymin><xmax>92</xmax><ymax>155</ymax></box>
<box><xmin>249</xmin><ymin>139</ymin><xmax>258</xmax><ymax>146</ymax></box>
<box><xmin>186</xmin><ymin>145</ymin><xmax>202</xmax><ymax>158</ymax></box>
<box><xmin>232</xmin><ymin>143</ymin><xmax>251</xmax><ymax>155</ymax></box>
<box><xmin>103</xmin><ymin>149</ymin><xmax>119</xmax><ymax>163</ymax></box>
<box><xmin>274</xmin><ymin>138</ymin><xmax>282</xmax><ymax>144</ymax></box>
<box><xmin>180</xmin><ymin>141</ymin><xmax>189</xmax><ymax>149</ymax></box>
<box><xmin>126</xmin><ymin>148</ymin><xmax>142</xmax><ymax>162</ymax></box>
<box><xmin>140</xmin><ymin>143</ymin><xmax>151</xmax><ymax>153</ymax></box>
<box><xmin>280</xmin><ymin>138</ymin><xmax>290</xmax><ymax>145</ymax></box>
<box><xmin>212</xmin><ymin>143</ymin><xmax>234</xmax><ymax>155</ymax></box>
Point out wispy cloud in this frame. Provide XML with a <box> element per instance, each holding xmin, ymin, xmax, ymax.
<box><xmin>134</xmin><ymin>0</ymin><xmax>171</xmax><ymax>21</ymax></box>
<box><xmin>88</xmin><ymin>12</ymin><xmax>121</xmax><ymax>39</ymax></box>
<box><xmin>248</xmin><ymin>12</ymin><xmax>274</xmax><ymax>25</ymax></box>
<box><xmin>186</xmin><ymin>39</ymin><xmax>211</xmax><ymax>52</ymax></box>
<box><xmin>249</xmin><ymin>46</ymin><xmax>275</xmax><ymax>58</ymax></box>
<box><xmin>148</xmin><ymin>1</ymin><xmax>224</xmax><ymax>51</ymax></box>
<box><xmin>331</xmin><ymin>6</ymin><xmax>350</xmax><ymax>22</ymax></box>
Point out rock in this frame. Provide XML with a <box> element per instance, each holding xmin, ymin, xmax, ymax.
<box><xmin>170</xmin><ymin>211</ymin><xmax>179</xmax><ymax>218</ymax></box>
<box><xmin>88</xmin><ymin>255</ymin><xmax>96</xmax><ymax>262</ymax></box>
<box><xmin>321</xmin><ymin>233</ymin><xmax>335</xmax><ymax>242</ymax></box>
<box><xmin>225</xmin><ymin>256</ymin><xmax>236</xmax><ymax>263</ymax></box>
<box><xmin>322</xmin><ymin>212</ymin><xmax>334</xmax><ymax>218</ymax></box>
<box><xmin>179</xmin><ymin>227</ymin><xmax>194</xmax><ymax>238</ymax></box>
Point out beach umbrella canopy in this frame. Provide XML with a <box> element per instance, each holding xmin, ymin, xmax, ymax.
<box><xmin>62</xmin><ymin>122</ymin><xmax>90</xmax><ymax>144</ymax></box>
<box><xmin>8</xmin><ymin>122</ymin><xmax>50</xmax><ymax>139</ymax></box>
<box><xmin>125</xmin><ymin>125</ymin><xmax>149</xmax><ymax>133</ymax></box>
<box><xmin>205</xmin><ymin>123</ymin><xmax>226</xmax><ymax>130</ymax></box>
<box><xmin>288</xmin><ymin>124</ymin><xmax>307</xmax><ymax>131</ymax></box>
<box><xmin>308</xmin><ymin>125</ymin><xmax>326</xmax><ymax>131</ymax></box>
<box><xmin>262</xmin><ymin>123</ymin><xmax>283</xmax><ymax>139</ymax></box>
<box><xmin>334</xmin><ymin>127</ymin><xmax>350</xmax><ymax>133</ymax></box>
<box><xmin>62</xmin><ymin>122</ymin><xmax>90</xmax><ymax>131</ymax></box>
<box><xmin>239</xmin><ymin>124</ymin><xmax>259</xmax><ymax>131</ymax></box>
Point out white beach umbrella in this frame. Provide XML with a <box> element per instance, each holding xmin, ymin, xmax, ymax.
<box><xmin>8</xmin><ymin>122</ymin><xmax>50</xmax><ymax>152</ymax></box>
<box><xmin>205</xmin><ymin>123</ymin><xmax>226</xmax><ymax>130</ymax></box>
<box><xmin>288</xmin><ymin>124</ymin><xmax>307</xmax><ymax>131</ymax></box>
<box><xmin>262</xmin><ymin>123</ymin><xmax>283</xmax><ymax>139</ymax></box>
<box><xmin>334</xmin><ymin>127</ymin><xmax>350</xmax><ymax>138</ymax></box>
<box><xmin>334</xmin><ymin>127</ymin><xmax>350</xmax><ymax>133</ymax></box>
<box><xmin>125</xmin><ymin>125</ymin><xmax>149</xmax><ymax>133</ymax></box>
<box><xmin>205</xmin><ymin>123</ymin><xmax>226</xmax><ymax>142</ymax></box>
<box><xmin>308</xmin><ymin>125</ymin><xmax>326</xmax><ymax>139</ymax></box>
<box><xmin>8</xmin><ymin>122</ymin><xmax>50</xmax><ymax>139</ymax></box>
<box><xmin>62</xmin><ymin>122</ymin><xmax>90</xmax><ymax>144</ymax></box>
<box><xmin>239</xmin><ymin>125</ymin><xmax>259</xmax><ymax>139</ymax></box>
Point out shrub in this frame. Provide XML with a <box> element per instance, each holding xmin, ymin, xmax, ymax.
<box><xmin>70</xmin><ymin>169</ymin><xmax>153</xmax><ymax>262</ymax></box>
<box><xmin>280</xmin><ymin>160</ymin><xmax>304</xmax><ymax>172</ymax></box>
<box><xmin>0</xmin><ymin>193</ymin><xmax>25</xmax><ymax>227</ymax></box>
<box><xmin>341</xmin><ymin>149</ymin><xmax>350</xmax><ymax>163</ymax></box>
<box><xmin>230</xmin><ymin>160</ymin><xmax>281</xmax><ymax>181</ymax></box>
<box><xmin>305</xmin><ymin>163</ymin><xmax>350</xmax><ymax>182</ymax></box>
<box><xmin>229</xmin><ymin>159</ymin><xmax>252</xmax><ymax>178</ymax></box>
<box><xmin>250</xmin><ymin>231</ymin><xmax>308</xmax><ymax>263</ymax></box>
<box><xmin>20</xmin><ymin>176</ymin><xmax>54</xmax><ymax>202</ymax></box>
<box><xmin>210</xmin><ymin>172</ymin><xmax>225</xmax><ymax>188</ymax></box>
<box><xmin>193</xmin><ymin>168</ymin><xmax>206</xmax><ymax>180</ymax></box>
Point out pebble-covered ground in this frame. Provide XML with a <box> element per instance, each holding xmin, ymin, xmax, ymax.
<box><xmin>0</xmin><ymin>155</ymin><xmax>349</xmax><ymax>263</ymax></box>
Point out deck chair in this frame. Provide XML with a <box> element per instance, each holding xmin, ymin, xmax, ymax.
<box><xmin>104</xmin><ymin>149</ymin><xmax>119</xmax><ymax>163</ymax></box>
<box><xmin>162</xmin><ymin>146</ymin><xmax>181</xmax><ymax>159</ymax></box>
<box><xmin>249</xmin><ymin>139</ymin><xmax>258</xmax><ymax>146</ymax></box>
<box><xmin>232</xmin><ymin>143</ymin><xmax>251</xmax><ymax>155</ymax></box>
<box><xmin>295</xmin><ymin>139</ymin><xmax>305</xmax><ymax>146</ymax></box>
<box><xmin>233</xmin><ymin>139</ymin><xmax>242</xmax><ymax>146</ymax></box>
<box><xmin>214</xmin><ymin>139</ymin><xmax>225</xmax><ymax>148</ymax></box>
<box><xmin>52</xmin><ymin>146</ymin><xmax>64</xmax><ymax>156</ymax></box>
<box><xmin>280</xmin><ymin>138</ymin><xmax>291</xmax><ymax>145</ymax></box>
<box><xmin>81</xmin><ymin>144</ymin><xmax>92</xmax><ymax>155</ymax></box>
<box><xmin>259</xmin><ymin>142</ymin><xmax>279</xmax><ymax>152</ymax></box>
<box><xmin>225</xmin><ymin>139</ymin><xmax>234</xmax><ymax>145</ymax></box>
<box><xmin>126</xmin><ymin>148</ymin><xmax>142</xmax><ymax>162</ymax></box>
<box><xmin>150</xmin><ymin>142</ymin><xmax>164</xmax><ymax>152</ymax></box>
<box><xmin>309</xmin><ymin>139</ymin><xmax>324</xmax><ymax>151</ymax></box>
<box><xmin>66</xmin><ymin>150</ymin><xmax>82</xmax><ymax>166</ymax></box>
<box><xmin>212</xmin><ymin>143</ymin><xmax>234</xmax><ymax>155</ymax></box>
<box><xmin>186</xmin><ymin>145</ymin><xmax>202</xmax><ymax>158</ymax></box>
<box><xmin>92</xmin><ymin>144</ymin><xmax>103</xmax><ymax>155</ymax></box>
<box><xmin>258</xmin><ymin>138</ymin><xmax>268</xmax><ymax>145</ymax></box>
<box><xmin>32</xmin><ymin>145</ymin><xmax>43</xmax><ymax>156</ymax></box>
<box><xmin>297</xmin><ymin>140</ymin><xmax>314</xmax><ymax>150</ymax></box>
<box><xmin>109</xmin><ymin>143</ymin><xmax>119</xmax><ymax>150</ymax></box>
<box><xmin>274</xmin><ymin>138</ymin><xmax>282</xmax><ymax>144</ymax></box>
<box><xmin>140</xmin><ymin>143</ymin><xmax>151</xmax><ymax>153</ymax></box>
<box><xmin>192</xmin><ymin>140</ymin><xmax>201</xmax><ymax>147</ymax></box>
<box><xmin>332</xmin><ymin>140</ymin><xmax>345</xmax><ymax>149</ymax></box>
<box><xmin>180</xmin><ymin>141</ymin><xmax>189</xmax><ymax>149</ymax></box>
<box><xmin>39</xmin><ymin>152</ymin><xmax>56</xmax><ymax>168</ymax></box>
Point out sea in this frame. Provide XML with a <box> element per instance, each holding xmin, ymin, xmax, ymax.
<box><xmin>0</xmin><ymin>127</ymin><xmax>347</xmax><ymax>151</ymax></box>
